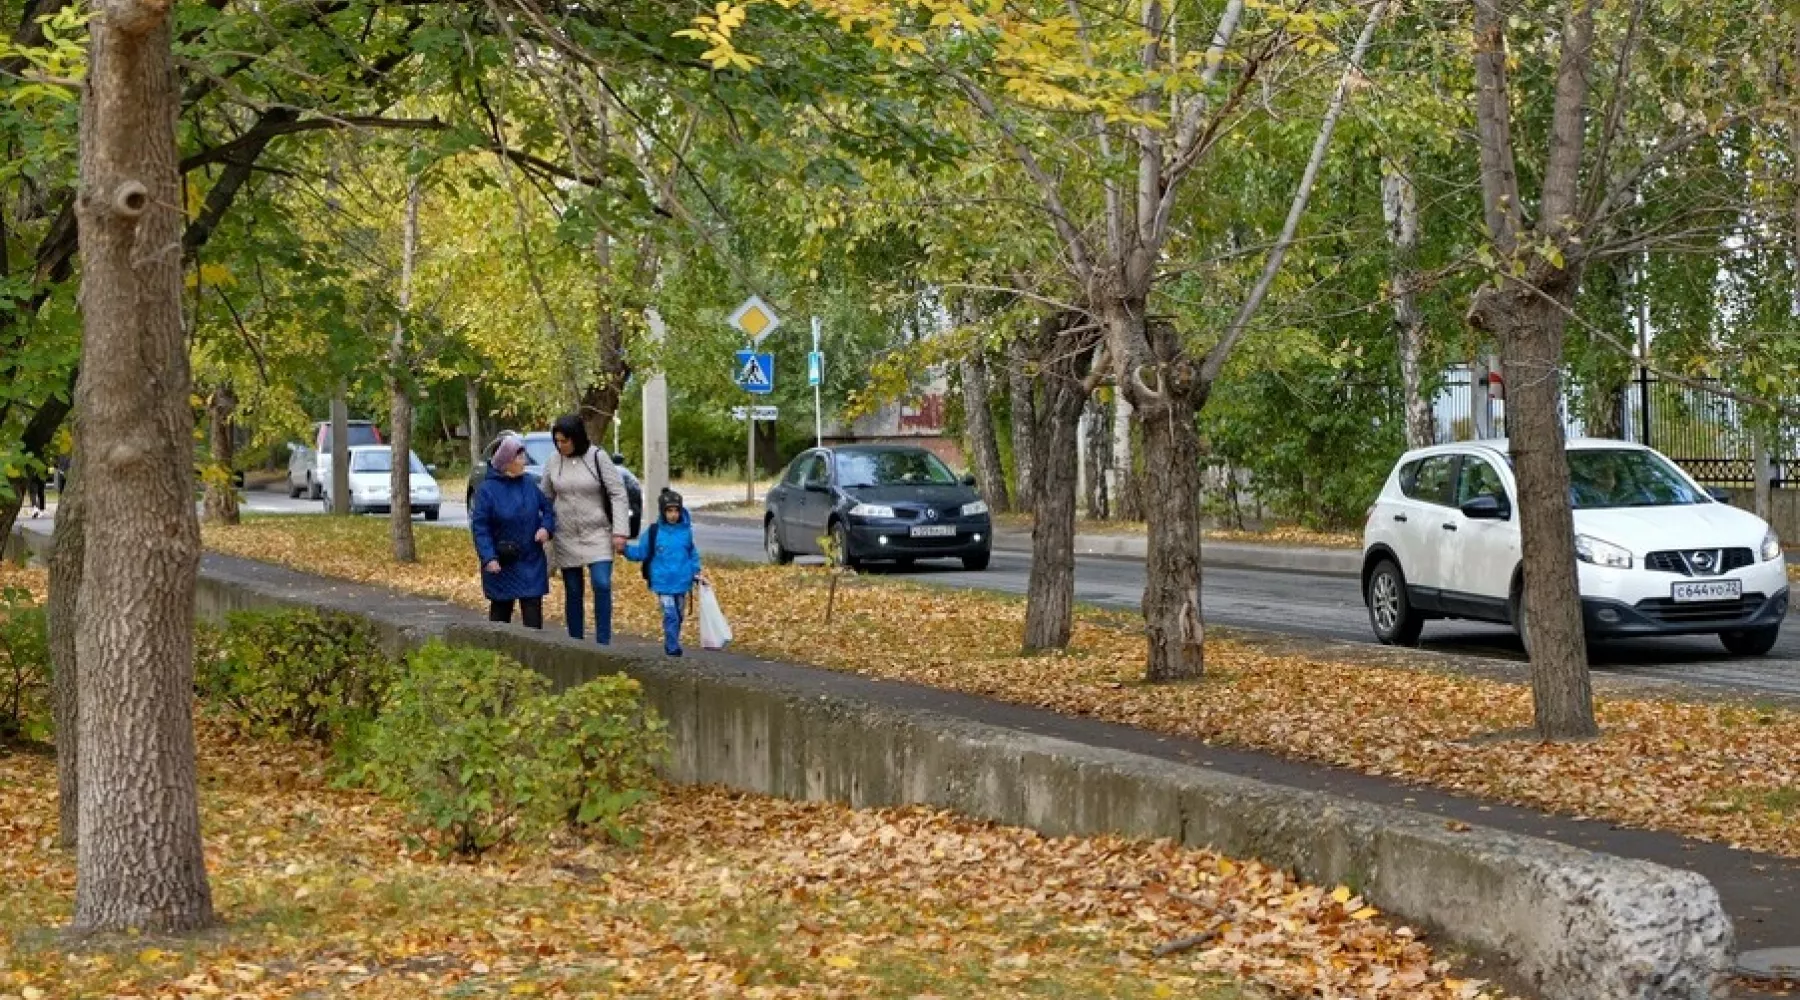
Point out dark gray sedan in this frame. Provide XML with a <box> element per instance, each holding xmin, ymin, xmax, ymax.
<box><xmin>763</xmin><ymin>444</ymin><xmax>992</xmax><ymax>570</ymax></box>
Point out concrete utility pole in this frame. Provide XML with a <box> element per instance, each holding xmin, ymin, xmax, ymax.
<box><xmin>329</xmin><ymin>390</ymin><xmax>350</xmax><ymax>514</ymax></box>
<box><xmin>642</xmin><ymin>308</ymin><xmax>670</xmax><ymax>499</ymax></box>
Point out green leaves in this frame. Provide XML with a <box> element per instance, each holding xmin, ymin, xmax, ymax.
<box><xmin>357</xmin><ymin>642</ymin><xmax>664</xmax><ymax>857</ymax></box>
<box><xmin>0</xmin><ymin>585</ymin><xmax>49</xmax><ymax>744</ymax></box>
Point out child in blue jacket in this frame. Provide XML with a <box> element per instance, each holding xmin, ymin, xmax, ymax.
<box><xmin>625</xmin><ymin>488</ymin><xmax>709</xmax><ymax>655</ymax></box>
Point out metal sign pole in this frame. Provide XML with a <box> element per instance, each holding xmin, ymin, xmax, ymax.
<box><xmin>811</xmin><ymin>317</ymin><xmax>823</xmax><ymax>449</ymax></box>
<box><xmin>746</xmin><ymin>408</ymin><xmax>756</xmax><ymax>504</ymax></box>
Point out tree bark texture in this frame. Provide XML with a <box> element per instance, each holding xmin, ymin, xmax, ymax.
<box><xmin>1022</xmin><ymin>312</ymin><xmax>1096</xmax><ymax>652</ymax></box>
<box><xmin>1083</xmin><ymin>391</ymin><xmax>1112</xmax><ymax>520</ymax></box>
<box><xmin>1006</xmin><ymin>336</ymin><xmax>1037</xmax><ymax>505</ymax></box>
<box><xmin>1469</xmin><ymin>0</ymin><xmax>1599</xmax><ymax>739</ymax></box>
<box><xmin>48</xmin><ymin>433</ymin><xmax>84</xmax><ymax>850</ymax></box>
<box><xmin>389</xmin><ymin>178</ymin><xmax>421</xmax><ymax>564</ymax></box>
<box><xmin>71</xmin><ymin>0</ymin><xmax>214</xmax><ymax>932</ymax></box>
<box><xmin>959</xmin><ymin>349</ymin><xmax>1010</xmax><ymax>513</ymax></box>
<box><xmin>1110</xmin><ymin>394</ymin><xmax>1141</xmax><ymax>521</ymax></box>
<box><xmin>1119</xmin><ymin>312</ymin><xmax>1207</xmax><ymax>683</ymax></box>
<box><xmin>580</xmin><ymin>228</ymin><xmax>629</xmax><ymax>451</ymax></box>
<box><xmin>1381</xmin><ymin>165</ymin><xmax>1434</xmax><ymax>449</ymax></box>
<box><xmin>465</xmin><ymin>377</ymin><xmax>483</xmax><ymax>471</ymax></box>
<box><xmin>201</xmin><ymin>383</ymin><xmax>238</xmax><ymax>525</ymax></box>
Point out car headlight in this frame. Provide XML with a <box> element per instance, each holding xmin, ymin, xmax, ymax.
<box><xmin>849</xmin><ymin>503</ymin><xmax>896</xmax><ymax>519</ymax></box>
<box><xmin>961</xmin><ymin>500</ymin><xmax>989</xmax><ymax>517</ymax></box>
<box><xmin>1762</xmin><ymin>529</ymin><xmax>1782</xmax><ymax>562</ymax></box>
<box><xmin>1575</xmin><ymin>534</ymin><xmax>1633</xmax><ymax>569</ymax></box>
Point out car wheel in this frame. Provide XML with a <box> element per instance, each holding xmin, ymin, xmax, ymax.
<box><xmin>1366</xmin><ymin>560</ymin><xmax>1423</xmax><ymax>646</ymax></box>
<box><xmin>961</xmin><ymin>551</ymin><xmax>990</xmax><ymax>572</ymax></box>
<box><xmin>830</xmin><ymin>521</ymin><xmax>859</xmax><ymax>570</ymax></box>
<box><xmin>287</xmin><ymin>479</ymin><xmax>302</xmax><ymax>499</ymax></box>
<box><xmin>1720</xmin><ymin>625</ymin><xmax>1780</xmax><ymax>656</ymax></box>
<box><xmin>424</xmin><ymin>507</ymin><xmax>440</xmax><ymax>522</ymax></box>
<box><xmin>307</xmin><ymin>475</ymin><xmax>321</xmax><ymax>501</ymax></box>
<box><xmin>765</xmin><ymin>517</ymin><xmax>794</xmax><ymax>565</ymax></box>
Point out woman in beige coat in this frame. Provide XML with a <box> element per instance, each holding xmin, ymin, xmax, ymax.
<box><xmin>542</xmin><ymin>414</ymin><xmax>632</xmax><ymax>643</ymax></box>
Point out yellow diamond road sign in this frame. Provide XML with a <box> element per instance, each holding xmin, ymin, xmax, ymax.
<box><xmin>729</xmin><ymin>294</ymin><xmax>782</xmax><ymax>346</ymax></box>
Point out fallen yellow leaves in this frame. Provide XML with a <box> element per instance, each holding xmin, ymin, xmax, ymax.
<box><xmin>0</xmin><ymin>722</ymin><xmax>1507</xmax><ymax>998</ymax></box>
<box><xmin>200</xmin><ymin>517</ymin><xmax>1800</xmax><ymax>862</ymax></box>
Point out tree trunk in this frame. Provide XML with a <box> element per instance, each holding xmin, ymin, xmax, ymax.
<box><xmin>1476</xmin><ymin>286</ymin><xmax>1597</xmax><ymax>738</ymax></box>
<box><xmin>1006</xmin><ymin>337</ymin><xmax>1036</xmax><ymax>505</ymax></box>
<box><xmin>389</xmin><ymin>178</ymin><xmax>421</xmax><ymax>564</ymax></box>
<box><xmin>1381</xmin><ymin>165</ymin><xmax>1434</xmax><ymax>449</ymax></box>
<box><xmin>580</xmin><ymin>228</ymin><xmax>629</xmax><ymax>451</ymax></box>
<box><xmin>48</xmin><ymin>434</ymin><xmax>85</xmax><ymax>850</ymax></box>
<box><xmin>959</xmin><ymin>349</ymin><xmax>1010</xmax><ymax>513</ymax></box>
<box><xmin>1136</xmin><ymin>393</ymin><xmax>1206</xmax><ymax>681</ymax></box>
<box><xmin>71</xmin><ymin>0</ymin><xmax>214</xmax><ymax>932</ymax></box>
<box><xmin>1111</xmin><ymin>393</ymin><xmax>1141</xmax><ymax>521</ymax></box>
<box><xmin>465</xmin><ymin>377</ymin><xmax>483</xmax><ymax>471</ymax></box>
<box><xmin>330</xmin><ymin>389</ymin><xmax>350</xmax><ymax>516</ymax></box>
<box><xmin>1083</xmin><ymin>391</ymin><xmax>1112</xmax><ymax>520</ymax></box>
<box><xmin>1022</xmin><ymin>312</ymin><xmax>1095</xmax><ymax>652</ymax></box>
<box><xmin>202</xmin><ymin>383</ymin><xmax>238</xmax><ymax>525</ymax></box>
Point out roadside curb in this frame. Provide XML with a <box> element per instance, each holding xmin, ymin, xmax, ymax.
<box><xmin>693</xmin><ymin>512</ymin><xmax>1364</xmax><ymax>578</ymax></box>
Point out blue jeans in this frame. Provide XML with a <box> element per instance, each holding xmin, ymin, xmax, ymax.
<box><xmin>658</xmin><ymin>593</ymin><xmax>686</xmax><ymax>655</ymax></box>
<box><xmin>561</xmin><ymin>560</ymin><xmax>614</xmax><ymax>644</ymax></box>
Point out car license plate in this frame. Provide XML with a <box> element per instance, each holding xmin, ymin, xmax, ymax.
<box><xmin>1671</xmin><ymin>580</ymin><xmax>1742</xmax><ymax>603</ymax></box>
<box><xmin>910</xmin><ymin>525</ymin><xmax>957</xmax><ymax>538</ymax></box>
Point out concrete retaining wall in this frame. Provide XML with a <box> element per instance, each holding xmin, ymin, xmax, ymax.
<box><xmin>10</xmin><ymin>525</ymin><xmax>1736</xmax><ymax>998</ymax></box>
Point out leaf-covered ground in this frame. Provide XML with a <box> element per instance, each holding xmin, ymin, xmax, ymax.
<box><xmin>0</xmin><ymin>702</ymin><xmax>1503</xmax><ymax>996</ymax></box>
<box><xmin>201</xmin><ymin>517</ymin><xmax>1800</xmax><ymax>861</ymax></box>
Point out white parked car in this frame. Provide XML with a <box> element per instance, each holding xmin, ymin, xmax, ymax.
<box><xmin>319</xmin><ymin>445</ymin><xmax>441</xmax><ymax>521</ymax></box>
<box><xmin>1361</xmin><ymin>439</ymin><xmax>1787</xmax><ymax>656</ymax></box>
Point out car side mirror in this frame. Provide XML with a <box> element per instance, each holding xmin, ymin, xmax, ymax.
<box><xmin>805</xmin><ymin>481</ymin><xmax>829</xmax><ymax>493</ymax></box>
<box><xmin>611</xmin><ymin>453</ymin><xmax>626</xmax><ymax>465</ymax></box>
<box><xmin>962</xmin><ymin>473</ymin><xmax>977</xmax><ymax>487</ymax></box>
<box><xmin>1705</xmin><ymin>486</ymin><xmax>1731</xmax><ymax>504</ymax></box>
<box><xmin>286</xmin><ymin>442</ymin><xmax>299</xmax><ymax>454</ymax></box>
<box><xmin>1460</xmin><ymin>494</ymin><xmax>1509</xmax><ymax>520</ymax></box>
<box><xmin>426</xmin><ymin>464</ymin><xmax>438</xmax><ymax>474</ymax></box>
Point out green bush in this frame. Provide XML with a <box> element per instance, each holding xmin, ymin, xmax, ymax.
<box><xmin>0</xmin><ymin>588</ymin><xmax>49</xmax><ymax>742</ymax></box>
<box><xmin>533</xmin><ymin>675</ymin><xmax>667</xmax><ymax>842</ymax></box>
<box><xmin>360</xmin><ymin>642</ymin><xmax>664</xmax><ymax>857</ymax></box>
<box><xmin>197</xmin><ymin>607</ymin><xmax>396</xmax><ymax>748</ymax></box>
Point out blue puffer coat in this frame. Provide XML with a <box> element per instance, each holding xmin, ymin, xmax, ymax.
<box><xmin>470</xmin><ymin>472</ymin><xmax>556</xmax><ymax>601</ymax></box>
<box><xmin>624</xmin><ymin>508</ymin><xmax>701</xmax><ymax>595</ymax></box>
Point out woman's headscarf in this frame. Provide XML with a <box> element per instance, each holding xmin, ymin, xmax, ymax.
<box><xmin>491</xmin><ymin>435</ymin><xmax>526</xmax><ymax>474</ymax></box>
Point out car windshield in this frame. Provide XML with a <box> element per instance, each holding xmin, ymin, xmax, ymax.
<box><xmin>835</xmin><ymin>450</ymin><xmax>957</xmax><ymax>487</ymax></box>
<box><xmin>521</xmin><ymin>438</ymin><xmax>555</xmax><ymax>468</ymax></box>
<box><xmin>351</xmin><ymin>451</ymin><xmax>426</xmax><ymax>475</ymax></box>
<box><xmin>1566</xmin><ymin>448</ymin><xmax>1705</xmax><ymax>509</ymax></box>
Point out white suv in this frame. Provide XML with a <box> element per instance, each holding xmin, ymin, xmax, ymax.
<box><xmin>1361</xmin><ymin>439</ymin><xmax>1787</xmax><ymax>656</ymax></box>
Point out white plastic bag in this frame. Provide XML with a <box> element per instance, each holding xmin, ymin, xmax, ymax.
<box><xmin>697</xmin><ymin>581</ymin><xmax>732</xmax><ymax>650</ymax></box>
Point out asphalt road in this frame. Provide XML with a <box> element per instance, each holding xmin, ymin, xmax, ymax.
<box><xmin>238</xmin><ymin>487</ymin><xmax>1800</xmax><ymax>698</ymax></box>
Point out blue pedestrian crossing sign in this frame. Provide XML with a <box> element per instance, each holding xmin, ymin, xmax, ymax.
<box><xmin>735</xmin><ymin>350</ymin><xmax>774</xmax><ymax>394</ymax></box>
<box><xmin>807</xmin><ymin>351</ymin><xmax>824</xmax><ymax>387</ymax></box>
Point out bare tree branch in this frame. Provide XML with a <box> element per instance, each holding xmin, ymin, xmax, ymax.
<box><xmin>1199</xmin><ymin>0</ymin><xmax>1388</xmax><ymax>387</ymax></box>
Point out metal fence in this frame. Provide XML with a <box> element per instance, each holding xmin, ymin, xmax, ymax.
<box><xmin>1433</xmin><ymin>366</ymin><xmax>1793</xmax><ymax>488</ymax></box>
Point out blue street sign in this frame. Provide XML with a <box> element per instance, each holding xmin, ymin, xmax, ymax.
<box><xmin>807</xmin><ymin>351</ymin><xmax>823</xmax><ymax>387</ymax></box>
<box><xmin>735</xmin><ymin>350</ymin><xmax>775</xmax><ymax>394</ymax></box>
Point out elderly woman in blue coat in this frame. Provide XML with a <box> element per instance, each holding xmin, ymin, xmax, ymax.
<box><xmin>470</xmin><ymin>435</ymin><xmax>556</xmax><ymax>628</ymax></box>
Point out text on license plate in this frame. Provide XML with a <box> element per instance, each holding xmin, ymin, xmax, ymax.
<box><xmin>1671</xmin><ymin>580</ymin><xmax>1742</xmax><ymax>603</ymax></box>
<box><xmin>910</xmin><ymin>525</ymin><xmax>957</xmax><ymax>538</ymax></box>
